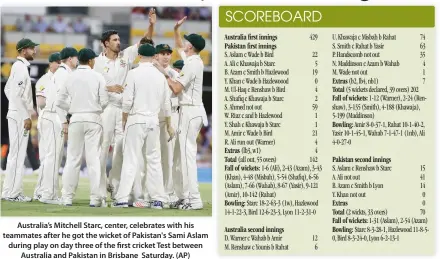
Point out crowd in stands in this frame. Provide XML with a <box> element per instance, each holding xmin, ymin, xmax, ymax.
<box><xmin>131</xmin><ymin>7</ymin><xmax>211</xmax><ymax>21</ymax></box>
<box><xmin>15</xmin><ymin>14</ymin><xmax>90</xmax><ymax>33</ymax></box>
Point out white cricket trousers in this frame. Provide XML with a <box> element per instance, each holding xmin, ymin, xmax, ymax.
<box><xmin>33</xmin><ymin>118</ymin><xmax>45</xmax><ymax>198</ymax></box>
<box><xmin>115</xmin><ymin>117</ymin><xmax>166</xmax><ymax>203</ymax></box>
<box><xmin>173</xmin><ymin>105</ymin><xmax>204</xmax><ymax>205</ymax></box>
<box><xmin>34</xmin><ymin>112</ymin><xmax>64</xmax><ymax>200</ymax></box>
<box><xmin>61</xmin><ymin>113</ymin><xmax>103</xmax><ymax>204</ymax></box>
<box><xmin>159</xmin><ymin>110</ymin><xmax>179</xmax><ymax>202</ymax></box>
<box><xmin>2</xmin><ymin>111</ymin><xmax>29</xmax><ymax>199</ymax></box>
<box><xmin>99</xmin><ymin>105</ymin><xmax>124</xmax><ymax>197</ymax></box>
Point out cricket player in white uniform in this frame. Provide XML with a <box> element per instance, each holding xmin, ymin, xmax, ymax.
<box><xmin>56</xmin><ymin>48</ymin><xmax>109</xmax><ymax>207</ymax></box>
<box><xmin>94</xmin><ymin>26</ymin><xmax>154</xmax><ymax>201</ymax></box>
<box><xmin>154</xmin><ymin>44</ymin><xmax>180</xmax><ymax>206</ymax></box>
<box><xmin>155</xmin><ymin>32</ymin><xmax>208</xmax><ymax>210</ymax></box>
<box><xmin>2</xmin><ymin>38</ymin><xmax>39</xmax><ymax>202</ymax></box>
<box><xmin>113</xmin><ymin>44</ymin><xmax>174</xmax><ymax>209</ymax></box>
<box><xmin>53</xmin><ymin>47</ymin><xmax>79</xmax><ymax>136</ymax></box>
<box><xmin>32</xmin><ymin>52</ymin><xmax>61</xmax><ymax>201</ymax></box>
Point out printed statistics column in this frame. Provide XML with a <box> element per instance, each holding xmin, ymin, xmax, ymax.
<box><xmin>218</xmin><ymin>6</ymin><xmax>435</xmax><ymax>255</ymax></box>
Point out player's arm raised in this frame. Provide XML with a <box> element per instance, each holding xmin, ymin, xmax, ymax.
<box><xmin>121</xmin><ymin>72</ymin><xmax>135</xmax><ymax>130</ymax></box>
<box><xmin>145</xmin><ymin>8</ymin><xmax>156</xmax><ymax>43</ymax></box>
<box><xmin>123</xmin><ymin>8</ymin><xmax>157</xmax><ymax>63</ymax></box>
<box><xmin>174</xmin><ymin>16</ymin><xmax>187</xmax><ymax>60</ymax></box>
<box><xmin>174</xmin><ymin>16</ymin><xmax>186</xmax><ymax>49</ymax></box>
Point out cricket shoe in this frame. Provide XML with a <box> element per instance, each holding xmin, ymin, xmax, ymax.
<box><xmin>111</xmin><ymin>201</ymin><xmax>128</xmax><ymax>208</ymax></box>
<box><xmin>170</xmin><ymin>199</ymin><xmax>185</xmax><ymax>209</ymax></box>
<box><xmin>39</xmin><ymin>197</ymin><xmax>61</xmax><ymax>205</ymax></box>
<box><xmin>59</xmin><ymin>198</ymin><xmax>72</xmax><ymax>206</ymax></box>
<box><xmin>33</xmin><ymin>194</ymin><xmax>42</xmax><ymax>201</ymax></box>
<box><xmin>90</xmin><ymin>199</ymin><xmax>108</xmax><ymax>207</ymax></box>
<box><xmin>133</xmin><ymin>200</ymin><xmax>151</xmax><ymax>208</ymax></box>
<box><xmin>151</xmin><ymin>201</ymin><xmax>163</xmax><ymax>209</ymax></box>
<box><xmin>166</xmin><ymin>195</ymin><xmax>179</xmax><ymax>208</ymax></box>
<box><xmin>7</xmin><ymin>194</ymin><xmax>32</xmax><ymax>202</ymax></box>
<box><xmin>179</xmin><ymin>203</ymin><xmax>203</xmax><ymax>210</ymax></box>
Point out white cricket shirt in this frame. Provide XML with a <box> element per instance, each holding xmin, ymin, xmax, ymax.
<box><xmin>35</xmin><ymin>70</ymin><xmax>54</xmax><ymax>98</ymax></box>
<box><xmin>159</xmin><ymin>66</ymin><xmax>179</xmax><ymax>117</ymax></box>
<box><xmin>35</xmin><ymin>70</ymin><xmax>54</xmax><ymax>115</ymax></box>
<box><xmin>122</xmin><ymin>62</ymin><xmax>171</xmax><ymax>127</ymax></box>
<box><xmin>52</xmin><ymin>63</ymin><xmax>73</xmax><ymax>123</ymax></box>
<box><xmin>165</xmin><ymin>66</ymin><xmax>179</xmax><ymax>104</ymax></box>
<box><xmin>56</xmin><ymin>65</ymin><xmax>109</xmax><ymax>114</ymax></box>
<box><xmin>176</xmin><ymin>54</ymin><xmax>204</xmax><ymax>106</ymax></box>
<box><xmin>93</xmin><ymin>44</ymin><xmax>139</xmax><ymax>108</ymax></box>
<box><xmin>4</xmin><ymin>56</ymin><xmax>34</xmax><ymax>119</ymax></box>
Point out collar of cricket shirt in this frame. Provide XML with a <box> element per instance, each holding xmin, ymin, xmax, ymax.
<box><xmin>17</xmin><ymin>56</ymin><xmax>30</xmax><ymax>66</ymax></box>
<box><xmin>77</xmin><ymin>65</ymin><xmax>91</xmax><ymax>70</ymax></box>
<box><xmin>138</xmin><ymin>62</ymin><xmax>154</xmax><ymax>67</ymax></box>
<box><xmin>60</xmin><ymin>63</ymin><xmax>72</xmax><ymax>72</ymax></box>
<box><xmin>103</xmin><ymin>51</ymin><xmax>123</xmax><ymax>63</ymax></box>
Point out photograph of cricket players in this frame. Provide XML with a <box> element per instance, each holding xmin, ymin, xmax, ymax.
<box><xmin>0</xmin><ymin>6</ymin><xmax>213</xmax><ymax>216</ymax></box>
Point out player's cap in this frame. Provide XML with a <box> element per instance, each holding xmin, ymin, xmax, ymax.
<box><xmin>155</xmin><ymin>44</ymin><xmax>173</xmax><ymax>54</ymax></box>
<box><xmin>184</xmin><ymin>34</ymin><xmax>205</xmax><ymax>51</ymax></box>
<box><xmin>138</xmin><ymin>44</ymin><xmax>156</xmax><ymax>57</ymax></box>
<box><xmin>16</xmin><ymin>38</ymin><xmax>39</xmax><ymax>51</ymax></box>
<box><xmin>172</xmin><ymin>60</ymin><xmax>184</xmax><ymax>69</ymax></box>
<box><xmin>78</xmin><ymin>48</ymin><xmax>99</xmax><ymax>62</ymax></box>
<box><xmin>60</xmin><ymin>47</ymin><xmax>79</xmax><ymax>59</ymax></box>
<box><xmin>48</xmin><ymin>52</ymin><xmax>61</xmax><ymax>63</ymax></box>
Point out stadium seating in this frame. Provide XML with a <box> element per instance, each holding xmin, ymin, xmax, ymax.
<box><xmin>3</xmin><ymin>32</ymin><xmax>88</xmax><ymax>59</ymax></box>
<box><xmin>2</xmin><ymin>12</ymin><xmax>211</xmax><ymax>67</ymax></box>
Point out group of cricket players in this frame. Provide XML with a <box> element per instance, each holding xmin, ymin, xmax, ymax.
<box><xmin>1</xmin><ymin>10</ymin><xmax>208</xmax><ymax>210</ymax></box>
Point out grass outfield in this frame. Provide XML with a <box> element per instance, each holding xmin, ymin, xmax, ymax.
<box><xmin>0</xmin><ymin>173</ymin><xmax>212</xmax><ymax>216</ymax></box>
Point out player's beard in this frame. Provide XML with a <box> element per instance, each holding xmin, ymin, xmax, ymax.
<box><xmin>111</xmin><ymin>45</ymin><xmax>121</xmax><ymax>54</ymax></box>
<box><xmin>25</xmin><ymin>52</ymin><xmax>34</xmax><ymax>61</ymax></box>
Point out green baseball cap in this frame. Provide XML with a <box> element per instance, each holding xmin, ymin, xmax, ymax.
<box><xmin>60</xmin><ymin>47</ymin><xmax>78</xmax><ymax>60</ymax></box>
<box><xmin>173</xmin><ymin>60</ymin><xmax>184</xmax><ymax>69</ymax></box>
<box><xmin>78</xmin><ymin>48</ymin><xmax>98</xmax><ymax>62</ymax></box>
<box><xmin>155</xmin><ymin>44</ymin><xmax>173</xmax><ymax>54</ymax></box>
<box><xmin>48</xmin><ymin>52</ymin><xmax>61</xmax><ymax>63</ymax></box>
<box><xmin>183</xmin><ymin>34</ymin><xmax>205</xmax><ymax>51</ymax></box>
<box><xmin>16</xmin><ymin>38</ymin><xmax>39</xmax><ymax>51</ymax></box>
<box><xmin>138</xmin><ymin>44</ymin><xmax>156</xmax><ymax>57</ymax></box>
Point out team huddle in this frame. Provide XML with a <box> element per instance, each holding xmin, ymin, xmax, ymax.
<box><xmin>2</xmin><ymin>11</ymin><xmax>208</xmax><ymax>210</ymax></box>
